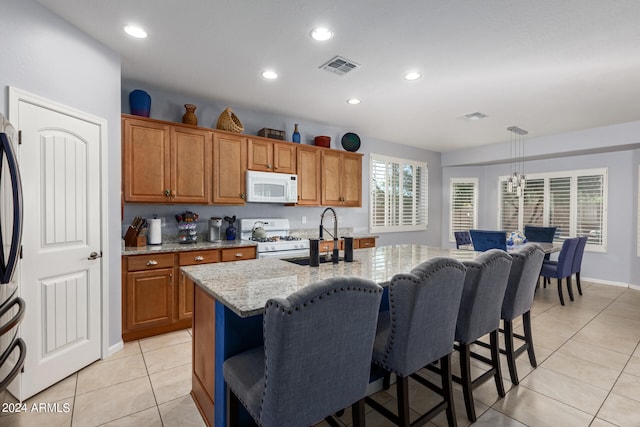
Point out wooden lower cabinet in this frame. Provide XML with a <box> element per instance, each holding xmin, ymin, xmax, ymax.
<box><xmin>191</xmin><ymin>283</ymin><xmax>215</xmax><ymax>426</ymax></box>
<box><xmin>356</xmin><ymin>237</ymin><xmax>376</xmax><ymax>249</ymax></box>
<box><xmin>122</xmin><ymin>246</ymin><xmax>254</xmax><ymax>341</ymax></box>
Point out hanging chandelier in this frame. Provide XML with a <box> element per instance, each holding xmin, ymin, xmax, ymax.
<box><xmin>507</xmin><ymin>125</ymin><xmax>528</xmax><ymax>197</ymax></box>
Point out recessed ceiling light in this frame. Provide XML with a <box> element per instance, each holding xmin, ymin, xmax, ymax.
<box><xmin>347</xmin><ymin>98</ymin><xmax>361</xmax><ymax>105</ymax></box>
<box><xmin>262</xmin><ymin>70</ymin><xmax>278</xmax><ymax>80</ymax></box>
<box><xmin>123</xmin><ymin>25</ymin><xmax>147</xmax><ymax>39</ymax></box>
<box><xmin>310</xmin><ymin>27</ymin><xmax>333</xmax><ymax>41</ymax></box>
<box><xmin>404</xmin><ymin>72</ymin><xmax>422</xmax><ymax>81</ymax></box>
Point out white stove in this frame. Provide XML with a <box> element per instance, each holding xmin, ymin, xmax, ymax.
<box><xmin>238</xmin><ymin>218</ymin><xmax>310</xmax><ymax>259</ymax></box>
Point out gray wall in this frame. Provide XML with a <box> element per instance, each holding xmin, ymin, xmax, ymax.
<box><xmin>0</xmin><ymin>0</ymin><xmax>123</xmax><ymax>348</ymax></box>
<box><xmin>121</xmin><ymin>79</ymin><xmax>442</xmax><ymax>247</ymax></box>
<box><xmin>442</xmin><ymin>121</ymin><xmax>640</xmax><ymax>287</ymax></box>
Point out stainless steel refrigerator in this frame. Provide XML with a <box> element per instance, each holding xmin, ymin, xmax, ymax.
<box><xmin>0</xmin><ymin>113</ymin><xmax>25</xmax><ymax>399</ymax></box>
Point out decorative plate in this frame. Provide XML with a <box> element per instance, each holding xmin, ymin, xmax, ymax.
<box><xmin>341</xmin><ymin>132</ymin><xmax>361</xmax><ymax>152</ymax></box>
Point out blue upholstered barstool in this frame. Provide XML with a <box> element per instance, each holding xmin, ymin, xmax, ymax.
<box><xmin>366</xmin><ymin>257</ymin><xmax>466</xmax><ymax>427</ymax></box>
<box><xmin>453</xmin><ymin>249</ymin><xmax>513</xmax><ymax>422</ymax></box>
<box><xmin>540</xmin><ymin>238</ymin><xmax>579</xmax><ymax>305</ymax></box>
<box><xmin>498</xmin><ymin>243</ymin><xmax>545</xmax><ymax>385</ymax></box>
<box><xmin>454</xmin><ymin>231</ymin><xmax>472</xmax><ymax>249</ymax></box>
<box><xmin>223</xmin><ymin>277</ymin><xmax>383</xmax><ymax>427</ymax></box>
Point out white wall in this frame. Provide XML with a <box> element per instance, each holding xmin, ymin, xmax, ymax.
<box><xmin>442</xmin><ymin>121</ymin><xmax>640</xmax><ymax>287</ymax></box>
<box><xmin>121</xmin><ymin>79</ymin><xmax>443</xmax><ymax>247</ymax></box>
<box><xmin>0</xmin><ymin>0</ymin><xmax>122</xmax><ymax>348</ymax></box>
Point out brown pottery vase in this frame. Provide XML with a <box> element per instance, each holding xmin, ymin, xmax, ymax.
<box><xmin>182</xmin><ymin>104</ymin><xmax>198</xmax><ymax>125</ymax></box>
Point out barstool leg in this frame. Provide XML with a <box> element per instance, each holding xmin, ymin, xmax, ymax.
<box><xmin>440</xmin><ymin>354</ymin><xmax>457</xmax><ymax>427</ymax></box>
<box><xmin>503</xmin><ymin>320</ymin><xmax>519</xmax><ymax>385</ymax></box>
<box><xmin>351</xmin><ymin>399</ymin><xmax>365</xmax><ymax>427</ymax></box>
<box><xmin>459</xmin><ymin>343</ymin><xmax>476</xmax><ymax>422</ymax></box>
<box><xmin>557</xmin><ymin>278</ymin><xmax>565</xmax><ymax>305</ymax></box>
<box><xmin>396</xmin><ymin>375</ymin><xmax>411</xmax><ymax>427</ymax></box>
<box><xmin>490</xmin><ymin>330</ymin><xmax>506</xmax><ymax>397</ymax></box>
<box><xmin>523</xmin><ymin>311</ymin><xmax>537</xmax><ymax>368</ymax></box>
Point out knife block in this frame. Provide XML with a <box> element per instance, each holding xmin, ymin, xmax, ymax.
<box><xmin>124</xmin><ymin>226</ymin><xmax>147</xmax><ymax>247</ymax></box>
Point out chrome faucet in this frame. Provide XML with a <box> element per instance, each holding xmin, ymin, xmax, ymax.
<box><xmin>319</xmin><ymin>207</ymin><xmax>339</xmax><ymax>263</ymax></box>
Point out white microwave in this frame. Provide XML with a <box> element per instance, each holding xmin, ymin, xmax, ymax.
<box><xmin>246</xmin><ymin>171</ymin><xmax>298</xmax><ymax>203</ymax></box>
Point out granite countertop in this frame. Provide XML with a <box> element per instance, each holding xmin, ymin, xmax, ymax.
<box><xmin>122</xmin><ymin>239</ymin><xmax>257</xmax><ymax>256</ymax></box>
<box><xmin>181</xmin><ymin>244</ymin><xmax>478</xmax><ymax>318</ymax></box>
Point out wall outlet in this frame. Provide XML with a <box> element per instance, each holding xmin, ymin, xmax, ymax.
<box><xmin>302</xmin><ymin>216</ymin><xmax>307</xmax><ymax>224</ymax></box>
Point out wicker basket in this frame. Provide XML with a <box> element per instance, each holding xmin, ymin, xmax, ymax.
<box><xmin>216</xmin><ymin>107</ymin><xmax>244</xmax><ymax>133</ymax></box>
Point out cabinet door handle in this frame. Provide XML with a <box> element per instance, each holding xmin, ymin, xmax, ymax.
<box><xmin>235</xmin><ymin>253</ymin><xmax>243</xmax><ymax>257</ymax></box>
<box><xmin>146</xmin><ymin>260</ymin><xmax>158</xmax><ymax>266</ymax></box>
<box><xmin>194</xmin><ymin>256</ymin><xmax>204</xmax><ymax>261</ymax></box>
<box><xmin>240</xmin><ymin>193</ymin><xmax>246</xmax><ymax>199</ymax></box>
<box><xmin>267</xmin><ymin>164</ymin><xmax>272</xmax><ymax>169</ymax></box>
<box><xmin>164</xmin><ymin>189</ymin><xmax>171</xmax><ymax>197</ymax></box>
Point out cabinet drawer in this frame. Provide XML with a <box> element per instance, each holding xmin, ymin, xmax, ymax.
<box><xmin>221</xmin><ymin>246</ymin><xmax>256</xmax><ymax>262</ymax></box>
<box><xmin>127</xmin><ymin>253</ymin><xmax>175</xmax><ymax>271</ymax></box>
<box><xmin>357</xmin><ymin>238</ymin><xmax>376</xmax><ymax>249</ymax></box>
<box><xmin>319</xmin><ymin>240</ymin><xmax>335</xmax><ymax>252</ymax></box>
<box><xmin>179</xmin><ymin>250</ymin><xmax>220</xmax><ymax>266</ymax></box>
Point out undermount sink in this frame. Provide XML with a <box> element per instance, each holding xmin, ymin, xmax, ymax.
<box><xmin>282</xmin><ymin>256</ymin><xmax>344</xmax><ymax>266</ymax></box>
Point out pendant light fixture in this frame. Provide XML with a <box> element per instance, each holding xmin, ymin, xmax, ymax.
<box><xmin>507</xmin><ymin>126</ymin><xmax>528</xmax><ymax>197</ymax></box>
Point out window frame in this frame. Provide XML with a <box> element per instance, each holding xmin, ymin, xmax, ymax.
<box><xmin>498</xmin><ymin>167</ymin><xmax>607</xmax><ymax>253</ymax></box>
<box><xmin>369</xmin><ymin>153</ymin><xmax>428</xmax><ymax>233</ymax></box>
<box><xmin>449</xmin><ymin>177</ymin><xmax>478</xmax><ymax>242</ymax></box>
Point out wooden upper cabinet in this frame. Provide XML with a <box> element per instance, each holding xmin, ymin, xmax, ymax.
<box><xmin>296</xmin><ymin>145</ymin><xmax>322</xmax><ymax>205</ymax></box>
<box><xmin>321</xmin><ymin>150</ymin><xmax>362</xmax><ymax>207</ymax></box>
<box><xmin>122</xmin><ymin>115</ymin><xmax>211</xmax><ymax>203</ymax></box>
<box><xmin>171</xmin><ymin>126</ymin><xmax>212</xmax><ymax>204</ymax></box>
<box><xmin>122</xmin><ymin>117</ymin><xmax>171</xmax><ymax>202</ymax></box>
<box><xmin>213</xmin><ymin>131</ymin><xmax>247</xmax><ymax>204</ymax></box>
<box><xmin>247</xmin><ymin>139</ymin><xmax>297</xmax><ymax>174</ymax></box>
<box><xmin>273</xmin><ymin>142</ymin><xmax>297</xmax><ymax>174</ymax></box>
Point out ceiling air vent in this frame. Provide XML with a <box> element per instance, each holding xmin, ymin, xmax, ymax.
<box><xmin>319</xmin><ymin>56</ymin><xmax>361</xmax><ymax>76</ymax></box>
<box><xmin>460</xmin><ymin>112</ymin><xmax>488</xmax><ymax>121</ymax></box>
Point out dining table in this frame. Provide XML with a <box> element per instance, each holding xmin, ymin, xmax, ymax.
<box><xmin>458</xmin><ymin>241</ymin><xmax>561</xmax><ymax>254</ymax></box>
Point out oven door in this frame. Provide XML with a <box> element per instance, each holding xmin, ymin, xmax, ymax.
<box><xmin>258</xmin><ymin>248</ymin><xmax>310</xmax><ymax>260</ymax></box>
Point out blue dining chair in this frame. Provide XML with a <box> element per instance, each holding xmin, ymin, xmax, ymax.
<box><xmin>469</xmin><ymin>229</ymin><xmax>507</xmax><ymax>251</ymax></box>
<box><xmin>454</xmin><ymin>230</ymin><xmax>472</xmax><ymax>249</ymax></box>
<box><xmin>524</xmin><ymin>225</ymin><xmax>557</xmax><ymax>262</ymax></box>
<box><xmin>540</xmin><ymin>238</ymin><xmax>579</xmax><ymax>305</ymax></box>
<box><xmin>572</xmin><ymin>236</ymin><xmax>588</xmax><ymax>296</ymax></box>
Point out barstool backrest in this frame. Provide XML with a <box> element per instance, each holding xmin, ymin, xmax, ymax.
<box><xmin>378</xmin><ymin>257</ymin><xmax>466</xmax><ymax>376</ymax></box>
<box><xmin>456</xmin><ymin>250</ymin><xmax>512</xmax><ymax>343</ymax></box>
<box><xmin>501</xmin><ymin>243</ymin><xmax>545</xmax><ymax>320</ymax></box>
<box><xmin>260</xmin><ymin>276</ymin><xmax>382</xmax><ymax>426</ymax></box>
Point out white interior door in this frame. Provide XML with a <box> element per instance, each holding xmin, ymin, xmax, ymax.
<box><xmin>9</xmin><ymin>91</ymin><xmax>104</xmax><ymax>400</ymax></box>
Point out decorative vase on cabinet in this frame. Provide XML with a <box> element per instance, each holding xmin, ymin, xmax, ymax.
<box><xmin>292</xmin><ymin>123</ymin><xmax>301</xmax><ymax>143</ymax></box>
<box><xmin>129</xmin><ymin>89</ymin><xmax>151</xmax><ymax>117</ymax></box>
<box><xmin>182</xmin><ymin>104</ymin><xmax>198</xmax><ymax>125</ymax></box>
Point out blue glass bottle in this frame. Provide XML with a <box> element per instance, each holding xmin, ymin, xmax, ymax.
<box><xmin>292</xmin><ymin>123</ymin><xmax>301</xmax><ymax>143</ymax></box>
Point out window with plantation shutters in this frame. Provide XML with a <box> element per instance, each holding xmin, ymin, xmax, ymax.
<box><xmin>370</xmin><ymin>154</ymin><xmax>428</xmax><ymax>232</ymax></box>
<box><xmin>449</xmin><ymin>178</ymin><xmax>478</xmax><ymax>241</ymax></box>
<box><xmin>498</xmin><ymin>168</ymin><xmax>607</xmax><ymax>252</ymax></box>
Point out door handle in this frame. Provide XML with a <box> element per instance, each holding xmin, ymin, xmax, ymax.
<box><xmin>88</xmin><ymin>251</ymin><xmax>102</xmax><ymax>260</ymax></box>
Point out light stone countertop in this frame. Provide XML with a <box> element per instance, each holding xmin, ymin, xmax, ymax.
<box><xmin>122</xmin><ymin>239</ymin><xmax>257</xmax><ymax>256</ymax></box>
<box><xmin>181</xmin><ymin>244</ymin><xmax>479</xmax><ymax>318</ymax></box>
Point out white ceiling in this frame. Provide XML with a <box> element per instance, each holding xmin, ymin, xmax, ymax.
<box><xmin>37</xmin><ymin>0</ymin><xmax>640</xmax><ymax>152</ymax></box>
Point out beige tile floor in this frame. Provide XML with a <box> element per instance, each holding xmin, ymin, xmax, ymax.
<box><xmin>2</xmin><ymin>281</ymin><xmax>640</xmax><ymax>426</ymax></box>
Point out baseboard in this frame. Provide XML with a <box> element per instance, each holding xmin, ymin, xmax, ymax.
<box><xmin>630</xmin><ymin>284</ymin><xmax>640</xmax><ymax>291</ymax></box>
<box><xmin>106</xmin><ymin>340</ymin><xmax>124</xmax><ymax>358</ymax></box>
<box><xmin>582</xmin><ymin>277</ymin><xmax>630</xmax><ymax>288</ymax></box>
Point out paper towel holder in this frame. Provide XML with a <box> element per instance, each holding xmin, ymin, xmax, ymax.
<box><xmin>148</xmin><ymin>216</ymin><xmax>162</xmax><ymax>245</ymax></box>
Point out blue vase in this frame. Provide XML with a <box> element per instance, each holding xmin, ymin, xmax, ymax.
<box><xmin>225</xmin><ymin>225</ymin><xmax>237</xmax><ymax>240</ymax></box>
<box><xmin>129</xmin><ymin>89</ymin><xmax>151</xmax><ymax>117</ymax></box>
<box><xmin>292</xmin><ymin>123</ymin><xmax>301</xmax><ymax>143</ymax></box>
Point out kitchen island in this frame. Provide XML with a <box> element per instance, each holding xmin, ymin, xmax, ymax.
<box><xmin>181</xmin><ymin>244</ymin><xmax>480</xmax><ymax>426</ymax></box>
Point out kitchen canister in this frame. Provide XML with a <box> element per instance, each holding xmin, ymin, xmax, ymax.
<box><xmin>148</xmin><ymin>218</ymin><xmax>162</xmax><ymax>245</ymax></box>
